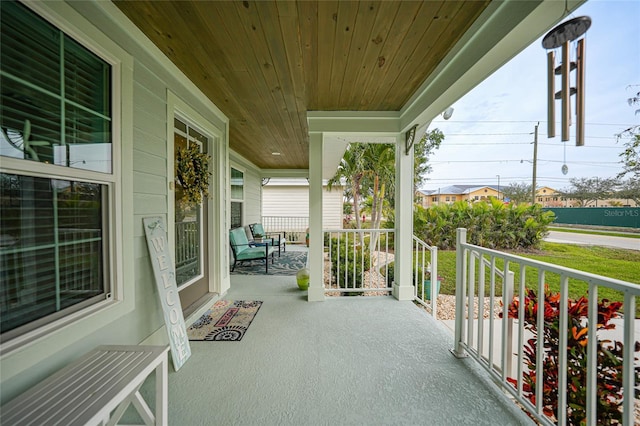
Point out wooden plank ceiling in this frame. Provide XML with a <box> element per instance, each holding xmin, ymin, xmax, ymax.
<box><xmin>114</xmin><ymin>0</ymin><xmax>491</xmax><ymax>171</ymax></box>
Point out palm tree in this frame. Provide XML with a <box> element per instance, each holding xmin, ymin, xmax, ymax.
<box><xmin>329</xmin><ymin>130</ymin><xmax>443</xmax><ymax>250</ymax></box>
<box><xmin>327</xmin><ymin>145</ymin><xmax>366</xmax><ymax>232</ymax></box>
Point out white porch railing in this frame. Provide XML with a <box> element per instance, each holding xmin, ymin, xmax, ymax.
<box><xmin>412</xmin><ymin>236</ymin><xmax>439</xmax><ymax>319</ymax></box>
<box><xmin>452</xmin><ymin>228</ymin><xmax>639</xmax><ymax>425</ymax></box>
<box><xmin>324</xmin><ymin>229</ymin><xmax>394</xmax><ymax>295</ymax></box>
<box><xmin>175</xmin><ymin>221</ymin><xmax>199</xmax><ymax>284</ymax></box>
<box><xmin>262</xmin><ymin>216</ymin><xmax>308</xmax><ymax>244</ymax></box>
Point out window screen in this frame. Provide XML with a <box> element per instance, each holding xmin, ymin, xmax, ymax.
<box><xmin>0</xmin><ymin>1</ymin><xmax>113</xmax><ymax>343</ymax></box>
<box><xmin>0</xmin><ymin>173</ymin><xmax>108</xmax><ymax>337</ymax></box>
<box><xmin>0</xmin><ymin>1</ymin><xmax>112</xmax><ymax>173</ymax></box>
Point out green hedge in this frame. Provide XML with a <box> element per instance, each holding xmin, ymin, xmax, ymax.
<box><xmin>414</xmin><ymin>199</ymin><xmax>555</xmax><ymax>250</ymax></box>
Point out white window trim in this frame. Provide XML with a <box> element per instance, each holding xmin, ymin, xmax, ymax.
<box><xmin>230</xmin><ymin>164</ymin><xmax>246</xmax><ymax>228</ymax></box>
<box><xmin>167</xmin><ymin>91</ymin><xmax>224</xmax><ymax>295</ymax></box>
<box><xmin>0</xmin><ymin>1</ymin><xmax>134</xmax><ymax>363</ymax></box>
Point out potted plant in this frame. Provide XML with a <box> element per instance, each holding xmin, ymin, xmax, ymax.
<box><xmin>380</xmin><ymin>262</ymin><xmax>444</xmax><ymax>299</ymax></box>
<box><xmin>253</xmin><ymin>233</ymin><xmax>264</xmax><ymax>243</ymax></box>
<box><xmin>423</xmin><ymin>273</ymin><xmax>443</xmax><ymax>299</ymax></box>
<box><xmin>296</xmin><ymin>268</ymin><xmax>310</xmax><ymax>290</ymax></box>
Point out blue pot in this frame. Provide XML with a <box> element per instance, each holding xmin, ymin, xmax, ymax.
<box><xmin>424</xmin><ymin>280</ymin><xmax>441</xmax><ymax>298</ymax></box>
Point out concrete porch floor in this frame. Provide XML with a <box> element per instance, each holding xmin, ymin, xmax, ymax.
<box><xmin>162</xmin><ymin>249</ymin><xmax>533</xmax><ymax>425</ymax></box>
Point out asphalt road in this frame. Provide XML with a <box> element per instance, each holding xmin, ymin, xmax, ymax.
<box><xmin>545</xmin><ymin>230</ymin><xmax>640</xmax><ymax>251</ymax></box>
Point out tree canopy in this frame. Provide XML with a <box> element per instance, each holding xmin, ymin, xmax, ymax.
<box><xmin>502</xmin><ymin>182</ymin><xmax>534</xmax><ymax>205</ymax></box>
<box><xmin>616</xmin><ymin>178</ymin><xmax>640</xmax><ymax>205</ymax></box>
<box><xmin>616</xmin><ymin>86</ymin><xmax>640</xmax><ymax>180</ymax></box>
<box><xmin>560</xmin><ymin>177</ymin><xmax>618</xmax><ymax>207</ymax></box>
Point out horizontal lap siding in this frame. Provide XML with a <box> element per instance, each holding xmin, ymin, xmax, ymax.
<box><xmin>323</xmin><ymin>187</ymin><xmax>343</xmax><ymax>229</ymax></box>
<box><xmin>262</xmin><ymin>185</ymin><xmax>343</xmax><ymax>228</ymax></box>
<box><xmin>262</xmin><ymin>186</ymin><xmax>308</xmax><ymax>217</ymax></box>
<box><xmin>130</xmin><ymin>63</ymin><xmax>170</xmax><ymax>341</ymax></box>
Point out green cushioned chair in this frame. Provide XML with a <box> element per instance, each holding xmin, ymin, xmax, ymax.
<box><xmin>249</xmin><ymin>223</ymin><xmax>286</xmax><ymax>256</ymax></box>
<box><xmin>229</xmin><ymin>227</ymin><xmax>275</xmax><ymax>273</ymax></box>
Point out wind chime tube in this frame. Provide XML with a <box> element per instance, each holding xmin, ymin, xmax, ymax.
<box><xmin>576</xmin><ymin>39</ymin><xmax>585</xmax><ymax>146</ymax></box>
<box><xmin>547</xmin><ymin>51</ymin><xmax>556</xmax><ymax>138</ymax></box>
<box><xmin>561</xmin><ymin>40</ymin><xmax>570</xmax><ymax>142</ymax></box>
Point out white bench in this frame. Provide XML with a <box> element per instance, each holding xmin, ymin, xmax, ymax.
<box><xmin>1</xmin><ymin>345</ymin><xmax>169</xmax><ymax>426</ymax></box>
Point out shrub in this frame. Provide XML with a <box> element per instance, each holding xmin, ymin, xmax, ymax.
<box><xmin>414</xmin><ymin>199</ymin><xmax>555</xmax><ymax>250</ymax></box>
<box><xmin>328</xmin><ymin>235</ymin><xmax>371</xmax><ymax>295</ymax></box>
<box><xmin>504</xmin><ymin>286</ymin><xmax>639</xmax><ymax>424</ymax></box>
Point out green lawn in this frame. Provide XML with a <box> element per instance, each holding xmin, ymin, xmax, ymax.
<box><xmin>434</xmin><ymin>242</ymin><xmax>640</xmax><ymax>316</ymax></box>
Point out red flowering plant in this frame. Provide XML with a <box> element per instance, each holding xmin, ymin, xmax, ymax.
<box><xmin>503</xmin><ymin>286</ymin><xmax>639</xmax><ymax>425</ymax></box>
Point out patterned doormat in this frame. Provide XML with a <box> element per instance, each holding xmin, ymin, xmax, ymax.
<box><xmin>231</xmin><ymin>251</ymin><xmax>307</xmax><ymax>275</ymax></box>
<box><xmin>187</xmin><ymin>300</ymin><xmax>262</xmax><ymax>341</ymax></box>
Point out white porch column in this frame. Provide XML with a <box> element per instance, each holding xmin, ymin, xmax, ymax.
<box><xmin>392</xmin><ymin>132</ymin><xmax>414</xmax><ymax>300</ymax></box>
<box><xmin>307</xmin><ymin>132</ymin><xmax>325</xmax><ymax>301</ymax></box>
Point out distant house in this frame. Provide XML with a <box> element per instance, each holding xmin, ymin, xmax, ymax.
<box><xmin>416</xmin><ymin>185</ymin><xmax>500</xmax><ymax>207</ymax></box>
<box><xmin>535</xmin><ymin>186</ymin><xmax>564</xmax><ymax>207</ymax></box>
<box><xmin>533</xmin><ymin>186</ymin><xmax>638</xmax><ymax>207</ymax></box>
<box><xmin>417</xmin><ymin>185</ymin><xmax>638</xmax><ymax>208</ymax></box>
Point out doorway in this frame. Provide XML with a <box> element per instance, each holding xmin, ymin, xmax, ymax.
<box><xmin>174</xmin><ymin>117</ymin><xmax>210</xmax><ymax>310</ymax></box>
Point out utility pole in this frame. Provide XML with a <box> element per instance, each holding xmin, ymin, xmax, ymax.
<box><xmin>532</xmin><ymin>123</ymin><xmax>539</xmax><ymax>205</ymax></box>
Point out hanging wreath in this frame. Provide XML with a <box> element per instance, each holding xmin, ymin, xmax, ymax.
<box><xmin>176</xmin><ymin>144</ymin><xmax>212</xmax><ymax>205</ymax></box>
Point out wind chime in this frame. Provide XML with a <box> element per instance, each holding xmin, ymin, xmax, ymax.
<box><xmin>542</xmin><ymin>16</ymin><xmax>591</xmax><ymax>153</ymax></box>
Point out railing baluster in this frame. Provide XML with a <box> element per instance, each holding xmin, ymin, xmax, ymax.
<box><xmin>558</xmin><ymin>275</ymin><xmax>569</xmax><ymax>426</ymax></box>
<box><xmin>488</xmin><ymin>256</ymin><xmax>496</xmax><ymax>370</ymax></box>
<box><xmin>468</xmin><ymin>252</ymin><xmax>476</xmax><ymax>349</ymax></box>
<box><xmin>478</xmin><ymin>256</ymin><xmax>485</xmax><ymax>362</ymax></box>
<box><xmin>622</xmin><ymin>291</ymin><xmax>636</xmax><ymax>425</ymax></box>
<box><xmin>517</xmin><ymin>264</ymin><xmax>526</xmax><ymax>398</ymax></box>
<box><xmin>431</xmin><ymin>245</ymin><xmax>438</xmax><ymax>319</ymax></box>
<box><xmin>586</xmin><ymin>282</ymin><xmax>598</xmax><ymax>426</ymax></box>
<box><xmin>535</xmin><ymin>269</ymin><xmax>546</xmax><ymax>418</ymax></box>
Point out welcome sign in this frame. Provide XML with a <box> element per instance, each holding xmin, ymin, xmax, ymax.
<box><xmin>143</xmin><ymin>216</ymin><xmax>191</xmax><ymax>371</ymax></box>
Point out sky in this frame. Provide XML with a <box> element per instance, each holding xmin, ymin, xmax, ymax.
<box><xmin>421</xmin><ymin>0</ymin><xmax>639</xmax><ymax>193</ymax></box>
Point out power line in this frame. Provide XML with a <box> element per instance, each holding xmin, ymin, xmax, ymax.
<box><xmin>433</xmin><ymin>120</ymin><xmax>636</xmax><ymax>127</ymax></box>
<box><xmin>440</xmin><ymin>142</ymin><xmax>618</xmax><ymax>148</ymax></box>
<box><xmin>431</xmin><ymin>159</ymin><xmax>620</xmax><ymax>165</ymax></box>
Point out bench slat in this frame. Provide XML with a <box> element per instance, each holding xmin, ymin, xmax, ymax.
<box><xmin>2</xmin><ymin>345</ymin><xmax>169</xmax><ymax>426</ymax></box>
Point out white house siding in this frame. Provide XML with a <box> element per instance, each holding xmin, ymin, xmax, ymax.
<box><xmin>262</xmin><ymin>183</ymin><xmax>344</xmax><ymax>229</ymax></box>
<box><xmin>323</xmin><ymin>187</ymin><xmax>344</xmax><ymax>229</ymax></box>
<box><xmin>0</xmin><ymin>1</ymin><xmax>231</xmax><ymax>403</ymax></box>
<box><xmin>262</xmin><ymin>186</ymin><xmax>309</xmax><ymax>217</ymax></box>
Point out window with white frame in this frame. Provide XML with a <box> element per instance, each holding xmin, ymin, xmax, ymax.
<box><xmin>230</xmin><ymin>167</ymin><xmax>244</xmax><ymax>229</ymax></box>
<box><xmin>0</xmin><ymin>1</ymin><xmax>114</xmax><ymax>342</ymax></box>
